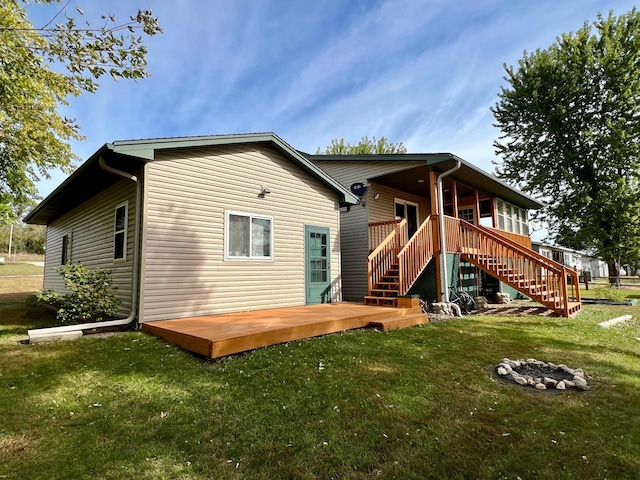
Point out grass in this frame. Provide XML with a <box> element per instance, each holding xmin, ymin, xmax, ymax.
<box><xmin>1</xmin><ymin>274</ymin><xmax>639</xmax><ymax>479</ymax></box>
<box><xmin>0</xmin><ymin>263</ymin><xmax>44</xmax><ymax>276</ymax></box>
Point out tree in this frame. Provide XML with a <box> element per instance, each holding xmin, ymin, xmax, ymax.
<box><xmin>0</xmin><ymin>0</ymin><xmax>161</xmax><ymax>215</ymax></box>
<box><xmin>492</xmin><ymin>8</ymin><xmax>640</xmax><ymax>283</ymax></box>
<box><xmin>316</xmin><ymin>136</ymin><xmax>407</xmax><ymax>155</ymax></box>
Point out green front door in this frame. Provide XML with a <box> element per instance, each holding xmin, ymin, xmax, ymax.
<box><xmin>305</xmin><ymin>225</ymin><xmax>330</xmax><ymax>304</ymax></box>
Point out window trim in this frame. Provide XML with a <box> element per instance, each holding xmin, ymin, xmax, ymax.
<box><xmin>224</xmin><ymin>210</ymin><xmax>274</xmax><ymax>261</ymax></box>
<box><xmin>114</xmin><ymin>201</ymin><xmax>128</xmax><ymax>261</ymax></box>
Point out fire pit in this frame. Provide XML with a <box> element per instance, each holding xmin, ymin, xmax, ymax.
<box><xmin>495</xmin><ymin>358</ymin><xmax>591</xmax><ymax>391</ymax></box>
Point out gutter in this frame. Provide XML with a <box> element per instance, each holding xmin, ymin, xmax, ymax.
<box><xmin>436</xmin><ymin>160</ymin><xmax>462</xmax><ymax>316</ymax></box>
<box><xmin>28</xmin><ymin>156</ymin><xmax>142</xmax><ymax>343</ymax></box>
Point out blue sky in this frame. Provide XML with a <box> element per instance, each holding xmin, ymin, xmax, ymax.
<box><xmin>29</xmin><ymin>0</ymin><xmax>638</xmax><ymax>199</ymax></box>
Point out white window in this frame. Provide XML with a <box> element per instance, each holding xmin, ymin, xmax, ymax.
<box><xmin>458</xmin><ymin>207</ymin><xmax>475</xmax><ymax>224</ymax></box>
<box><xmin>114</xmin><ymin>202</ymin><xmax>128</xmax><ymax>261</ymax></box>
<box><xmin>225</xmin><ymin>211</ymin><xmax>273</xmax><ymax>260</ymax></box>
<box><xmin>497</xmin><ymin>200</ymin><xmax>505</xmax><ymax>230</ymax></box>
<box><xmin>495</xmin><ymin>200</ymin><xmax>529</xmax><ymax>235</ymax></box>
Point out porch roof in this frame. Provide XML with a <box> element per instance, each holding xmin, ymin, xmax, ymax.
<box><xmin>25</xmin><ymin>133</ymin><xmax>360</xmax><ymax>224</ymax></box>
<box><xmin>304</xmin><ymin>152</ymin><xmax>544</xmax><ymax>209</ymax></box>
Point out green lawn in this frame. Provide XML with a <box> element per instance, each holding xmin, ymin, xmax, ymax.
<box><xmin>1</xmin><ymin>289</ymin><xmax>638</xmax><ymax>479</ymax></box>
<box><xmin>0</xmin><ymin>263</ymin><xmax>44</xmax><ymax>276</ymax></box>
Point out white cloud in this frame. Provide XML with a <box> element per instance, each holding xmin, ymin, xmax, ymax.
<box><xmin>30</xmin><ymin>0</ymin><xmax>640</xmax><ymax>198</ymax></box>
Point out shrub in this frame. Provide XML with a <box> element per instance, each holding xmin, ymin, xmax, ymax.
<box><xmin>591</xmin><ymin>285</ymin><xmax>626</xmax><ymax>302</ymax></box>
<box><xmin>37</xmin><ymin>263</ymin><xmax>121</xmax><ymax>324</ymax></box>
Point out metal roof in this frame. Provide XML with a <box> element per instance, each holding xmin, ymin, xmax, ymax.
<box><xmin>304</xmin><ymin>152</ymin><xmax>544</xmax><ymax>210</ymax></box>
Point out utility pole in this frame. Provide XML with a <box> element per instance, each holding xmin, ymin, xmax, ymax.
<box><xmin>8</xmin><ymin>224</ymin><xmax>13</xmax><ymax>260</ymax></box>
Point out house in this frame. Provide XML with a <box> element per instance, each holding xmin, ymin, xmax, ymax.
<box><xmin>25</xmin><ymin>133</ymin><xmax>359</xmax><ymax>325</ymax></box>
<box><xmin>26</xmin><ymin>133</ymin><xmax>581</xmax><ymax>330</ymax></box>
<box><xmin>533</xmin><ymin>242</ymin><xmax>609</xmax><ymax>279</ymax></box>
<box><xmin>308</xmin><ymin>153</ymin><xmax>581</xmax><ymax>316</ymax></box>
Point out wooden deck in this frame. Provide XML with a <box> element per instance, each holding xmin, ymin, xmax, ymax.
<box><xmin>141</xmin><ymin>302</ymin><xmax>427</xmax><ymax>358</ymax></box>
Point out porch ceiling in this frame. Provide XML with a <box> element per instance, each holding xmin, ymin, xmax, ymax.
<box><xmin>370</xmin><ymin>165</ymin><xmax>431</xmax><ymax>197</ymax></box>
<box><xmin>369</xmin><ymin>158</ymin><xmax>543</xmax><ymax>209</ymax></box>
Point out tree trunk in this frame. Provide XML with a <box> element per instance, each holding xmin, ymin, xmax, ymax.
<box><xmin>608</xmin><ymin>260</ymin><xmax>621</xmax><ymax>287</ymax></box>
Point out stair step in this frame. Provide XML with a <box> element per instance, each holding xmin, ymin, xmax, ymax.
<box><xmin>364</xmin><ymin>296</ymin><xmax>398</xmax><ymax>307</ymax></box>
<box><xmin>375</xmin><ymin>281</ymin><xmax>399</xmax><ymax>288</ymax></box>
<box><xmin>461</xmin><ymin>250</ymin><xmax>581</xmax><ymax>317</ymax></box>
<box><xmin>567</xmin><ymin>302</ymin><xmax>581</xmax><ymax>315</ymax></box>
<box><xmin>381</xmin><ymin>276</ymin><xmax>399</xmax><ymax>282</ymax></box>
<box><xmin>370</xmin><ymin>289</ymin><xmax>399</xmax><ymax>297</ymax></box>
<box><xmin>369</xmin><ymin>313</ymin><xmax>429</xmax><ymax>331</ymax></box>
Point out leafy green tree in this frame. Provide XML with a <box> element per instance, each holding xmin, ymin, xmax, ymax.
<box><xmin>0</xmin><ymin>224</ymin><xmax>46</xmax><ymax>254</ymax></box>
<box><xmin>492</xmin><ymin>9</ymin><xmax>640</xmax><ymax>282</ymax></box>
<box><xmin>316</xmin><ymin>136</ymin><xmax>407</xmax><ymax>155</ymax></box>
<box><xmin>0</xmin><ymin>1</ymin><xmax>161</xmax><ymax>213</ymax></box>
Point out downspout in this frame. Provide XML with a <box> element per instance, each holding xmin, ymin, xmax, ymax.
<box><xmin>28</xmin><ymin>156</ymin><xmax>142</xmax><ymax>342</ymax></box>
<box><xmin>436</xmin><ymin>159</ymin><xmax>462</xmax><ymax>316</ymax></box>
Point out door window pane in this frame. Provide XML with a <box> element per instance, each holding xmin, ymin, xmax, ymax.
<box><xmin>309</xmin><ymin>232</ymin><xmax>328</xmax><ymax>283</ymax></box>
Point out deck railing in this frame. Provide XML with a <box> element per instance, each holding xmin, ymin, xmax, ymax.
<box><xmin>397</xmin><ymin>216</ymin><xmax>436</xmax><ymax>295</ymax></box>
<box><xmin>368</xmin><ymin>219</ymin><xmax>403</xmax><ymax>251</ymax></box>
<box><xmin>367</xmin><ymin>214</ymin><xmax>580</xmax><ymax>317</ymax></box>
<box><xmin>483</xmin><ymin>226</ymin><xmax>532</xmax><ymax>249</ymax></box>
<box><xmin>444</xmin><ymin>216</ymin><xmax>581</xmax><ymax>314</ymax></box>
<box><xmin>367</xmin><ymin>219</ymin><xmax>407</xmax><ymax>294</ymax></box>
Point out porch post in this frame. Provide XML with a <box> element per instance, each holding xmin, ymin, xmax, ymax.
<box><xmin>429</xmin><ymin>169</ymin><xmax>439</xmax><ymax>215</ymax></box>
<box><xmin>473</xmin><ymin>189</ymin><xmax>480</xmax><ymax>226</ymax></box>
<box><xmin>451</xmin><ymin>180</ymin><xmax>458</xmax><ymax>217</ymax></box>
<box><xmin>490</xmin><ymin>197</ymin><xmax>497</xmax><ymax>228</ymax></box>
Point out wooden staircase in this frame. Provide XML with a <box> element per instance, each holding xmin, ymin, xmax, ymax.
<box><xmin>366</xmin><ymin>215</ymin><xmax>581</xmax><ymax>317</ymax></box>
<box><xmin>365</xmin><ymin>263</ymin><xmax>401</xmax><ymax>306</ymax></box>
<box><xmin>453</xmin><ymin>218</ymin><xmax>581</xmax><ymax>316</ymax></box>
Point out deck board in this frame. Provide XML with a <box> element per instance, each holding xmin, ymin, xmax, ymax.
<box><xmin>141</xmin><ymin>303</ymin><xmax>425</xmax><ymax>358</ymax></box>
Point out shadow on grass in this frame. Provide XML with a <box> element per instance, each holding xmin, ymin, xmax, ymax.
<box><xmin>1</xmin><ymin>310</ymin><xmax>640</xmax><ymax>479</ymax></box>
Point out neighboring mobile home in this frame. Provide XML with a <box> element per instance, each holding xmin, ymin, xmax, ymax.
<box><xmin>25</xmin><ymin>133</ymin><xmax>359</xmax><ymax>324</ymax></box>
<box><xmin>533</xmin><ymin>242</ymin><xmax>609</xmax><ymax>279</ymax></box>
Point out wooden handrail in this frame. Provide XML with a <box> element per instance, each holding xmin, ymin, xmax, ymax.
<box><xmin>483</xmin><ymin>226</ymin><xmax>532</xmax><ymax>249</ymax></box>
<box><xmin>397</xmin><ymin>216</ymin><xmax>435</xmax><ymax>295</ymax></box>
<box><xmin>444</xmin><ymin>216</ymin><xmax>580</xmax><ymax>314</ymax></box>
<box><xmin>369</xmin><ymin>219</ymin><xmax>403</xmax><ymax>251</ymax></box>
<box><xmin>446</xmin><ymin>217</ymin><xmax>564</xmax><ymax>273</ymax></box>
<box><xmin>368</xmin><ymin>219</ymin><xmax>407</xmax><ymax>294</ymax></box>
<box><xmin>367</xmin><ymin>213</ymin><xmax>580</xmax><ymax>317</ymax></box>
<box><xmin>475</xmin><ymin>224</ymin><xmax>560</xmax><ymax>271</ymax></box>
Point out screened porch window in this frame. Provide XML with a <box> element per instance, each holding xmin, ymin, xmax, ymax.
<box><xmin>496</xmin><ymin>199</ymin><xmax>529</xmax><ymax>235</ymax></box>
<box><xmin>225</xmin><ymin>211</ymin><xmax>273</xmax><ymax>260</ymax></box>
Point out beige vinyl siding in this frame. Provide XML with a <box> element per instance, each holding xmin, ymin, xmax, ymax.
<box><xmin>139</xmin><ymin>144</ymin><xmax>341</xmax><ymax>322</ymax></box>
<box><xmin>312</xmin><ymin>160</ymin><xmax>426</xmax><ymax>301</ymax></box>
<box><xmin>367</xmin><ymin>181</ymin><xmax>431</xmax><ymax>225</ymax></box>
<box><xmin>43</xmin><ymin>179</ymin><xmax>137</xmax><ymax>316</ymax></box>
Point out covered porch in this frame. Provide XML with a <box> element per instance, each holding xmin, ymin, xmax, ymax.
<box><xmin>366</xmin><ymin>160</ymin><xmax>534</xmax><ymax>252</ymax></box>
<box><xmin>141</xmin><ymin>302</ymin><xmax>427</xmax><ymax>358</ymax></box>
<box><xmin>361</xmin><ymin>160</ymin><xmax>580</xmax><ymax>317</ymax></box>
